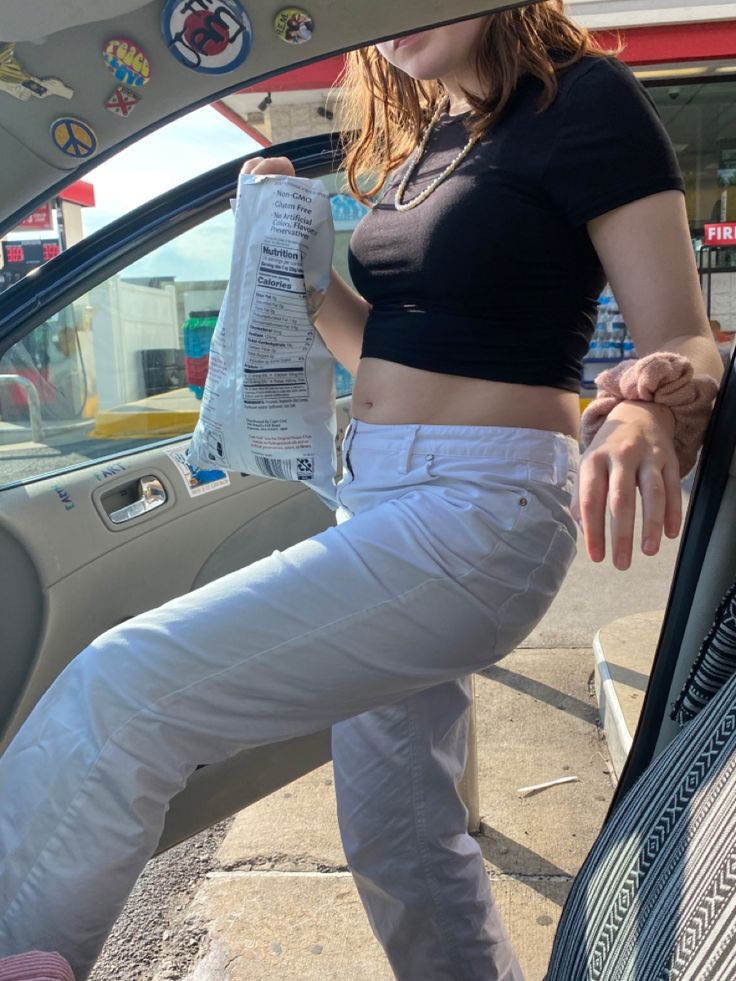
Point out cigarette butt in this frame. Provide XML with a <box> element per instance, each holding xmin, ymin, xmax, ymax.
<box><xmin>516</xmin><ymin>776</ymin><xmax>579</xmax><ymax>797</ymax></box>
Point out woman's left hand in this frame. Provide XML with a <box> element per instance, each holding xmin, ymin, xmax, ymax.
<box><xmin>571</xmin><ymin>400</ymin><xmax>682</xmax><ymax>570</ymax></box>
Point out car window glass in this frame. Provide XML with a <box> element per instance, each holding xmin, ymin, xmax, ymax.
<box><xmin>85</xmin><ymin>107</ymin><xmax>256</xmax><ymax>235</ymax></box>
<box><xmin>0</xmin><ymin>176</ymin><xmax>359</xmax><ymax>490</ymax></box>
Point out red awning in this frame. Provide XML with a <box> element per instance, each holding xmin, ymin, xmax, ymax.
<box><xmin>601</xmin><ymin>20</ymin><xmax>736</xmax><ymax>65</ymax></box>
<box><xmin>241</xmin><ymin>55</ymin><xmax>345</xmax><ymax>92</ymax></box>
<box><xmin>237</xmin><ymin>21</ymin><xmax>736</xmax><ymax>98</ymax></box>
<box><xmin>58</xmin><ymin>179</ymin><xmax>95</xmax><ymax>208</ymax></box>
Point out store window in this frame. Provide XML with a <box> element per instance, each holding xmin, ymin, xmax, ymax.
<box><xmin>647</xmin><ymin>78</ymin><xmax>736</xmax><ymax>234</ymax></box>
<box><xmin>582</xmin><ymin>73</ymin><xmax>736</xmax><ymax>393</ymax></box>
<box><xmin>647</xmin><ymin>76</ymin><xmax>736</xmax><ymax>337</ymax></box>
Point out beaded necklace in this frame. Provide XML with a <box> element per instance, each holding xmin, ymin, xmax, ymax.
<box><xmin>394</xmin><ymin>97</ymin><xmax>487</xmax><ymax>212</ymax></box>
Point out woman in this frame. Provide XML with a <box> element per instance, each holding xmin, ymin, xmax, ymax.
<box><xmin>0</xmin><ymin>4</ymin><xmax>723</xmax><ymax>980</ymax></box>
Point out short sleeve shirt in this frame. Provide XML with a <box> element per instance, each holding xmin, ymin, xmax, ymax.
<box><xmin>348</xmin><ymin>56</ymin><xmax>686</xmax><ymax>392</ymax></box>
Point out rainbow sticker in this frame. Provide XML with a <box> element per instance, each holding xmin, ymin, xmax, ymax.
<box><xmin>103</xmin><ymin>38</ymin><xmax>151</xmax><ymax>88</ymax></box>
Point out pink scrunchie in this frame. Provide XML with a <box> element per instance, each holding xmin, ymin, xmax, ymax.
<box><xmin>581</xmin><ymin>352</ymin><xmax>719</xmax><ymax>476</ymax></box>
<box><xmin>0</xmin><ymin>952</ymin><xmax>75</xmax><ymax>981</ymax></box>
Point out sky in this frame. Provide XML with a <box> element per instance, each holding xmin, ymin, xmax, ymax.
<box><xmin>66</xmin><ymin>104</ymin><xmax>261</xmax><ymax>281</ymax></box>
<box><xmin>82</xmin><ymin>105</ymin><xmax>259</xmax><ymax>235</ymax></box>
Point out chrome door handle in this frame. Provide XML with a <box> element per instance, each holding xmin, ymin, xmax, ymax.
<box><xmin>108</xmin><ymin>476</ymin><xmax>167</xmax><ymax>524</ymax></box>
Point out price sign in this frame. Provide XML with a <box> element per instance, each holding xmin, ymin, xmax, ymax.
<box><xmin>1</xmin><ymin>238</ymin><xmax>61</xmax><ymax>272</ymax></box>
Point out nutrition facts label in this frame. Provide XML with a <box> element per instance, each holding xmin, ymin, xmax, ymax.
<box><xmin>188</xmin><ymin>173</ymin><xmax>336</xmax><ymax>506</ymax></box>
<box><xmin>243</xmin><ymin>238</ymin><xmax>314</xmax><ymax>407</ymax></box>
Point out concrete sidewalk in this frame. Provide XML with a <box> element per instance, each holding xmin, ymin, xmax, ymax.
<box><xmin>152</xmin><ymin>647</ymin><xmax>615</xmax><ymax>981</ymax></box>
<box><xmin>146</xmin><ymin>500</ymin><xmax>682</xmax><ymax>981</ymax></box>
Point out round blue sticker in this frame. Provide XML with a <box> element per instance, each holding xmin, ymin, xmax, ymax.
<box><xmin>50</xmin><ymin>117</ymin><xmax>98</xmax><ymax>158</ymax></box>
<box><xmin>161</xmin><ymin>0</ymin><xmax>253</xmax><ymax>75</ymax></box>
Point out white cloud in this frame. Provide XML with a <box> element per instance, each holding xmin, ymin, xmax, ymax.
<box><xmin>83</xmin><ymin>106</ymin><xmax>259</xmax><ymax>235</ymax></box>
<box><xmin>123</xmin><ymin>209</ymin><xmax>235</xmax><ymax>281</ymax></box>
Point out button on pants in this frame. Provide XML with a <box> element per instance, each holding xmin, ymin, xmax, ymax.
<box><xmin>0</xmin><ymin>422</ymin><xmax>578</xmax><ymax>980</ymax></box>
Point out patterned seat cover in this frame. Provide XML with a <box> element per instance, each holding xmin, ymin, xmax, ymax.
<box><xmin>546</xmin><ymin>668</ymin><xmax>736</xmax><ymax>980</ymax></box>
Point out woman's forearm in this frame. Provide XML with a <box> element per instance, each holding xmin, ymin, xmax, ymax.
<box><xmin>651</xmin><ymin>333</ymin><xmax>724</xmax><ymax>385</ymax></box>
<box><xmin>313</xmin><ymin>268</ymin><xmax>371</xmax><ymax>376</ymax></box>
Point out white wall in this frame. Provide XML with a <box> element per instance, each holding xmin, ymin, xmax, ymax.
<box><xmin>90</xmin><ymin>278</ymin><xmax>179</xmax><ymax>409</ymax></box>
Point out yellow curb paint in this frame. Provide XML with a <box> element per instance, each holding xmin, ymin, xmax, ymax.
<box><xmin>91</xmin><ymin>410</ymin><xmax>199</xmax><ymax>439</ymax></box>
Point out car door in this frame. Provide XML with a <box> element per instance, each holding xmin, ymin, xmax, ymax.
<box><xmin>0</xmin><ymin>132</ymin><xmax>357</xmax><ymax>851</ymax></box>
<box><xmin>609</xmin><ymin>345</ymin><xmax>736</xmax><ymax>809</ymax></box>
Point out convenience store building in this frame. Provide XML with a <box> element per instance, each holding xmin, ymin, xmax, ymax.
<box><xmin>218</xmin><ymin>0</ymin><xmax>736</xmax><ymax>331</ymax></box>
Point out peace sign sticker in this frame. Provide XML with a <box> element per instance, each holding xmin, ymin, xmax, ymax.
<box><xmin>50</xmin><ymin>117</ymin><xmax>98</xmax><ymax>159</ymax></box>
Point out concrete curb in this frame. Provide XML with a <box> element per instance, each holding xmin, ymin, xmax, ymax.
<box><xmin>592</xmin><ymin>611</ymin><xmax>664</xmax><ymax>781</ymax></box>
<box><xmin>593</xmin><ymin>628</ymin><xmax>632</xmax><ymax>780</ymax></box>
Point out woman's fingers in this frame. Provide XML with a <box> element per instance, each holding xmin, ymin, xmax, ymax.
<box><xmin>638</xmin><ymin>462</ymin><xmax>667</xmax><ymax>556</ymax></box>
<box><xmin>576</xmin><ymin>453</ymin><xmax>609</xmax><ymax>563</ymax></box>
<box><xmin>240</xmin><ymin>155</ymin><xmax>296</xmax><ymax>177</ymax></box>
<box><xmin>662</xmin><ymin>459</ymin><xmax>683</xmax><ymax>539</ymax></box>
<box><xmin>608</xmin><ymin>463</ymin><xmax>638</xmax><ymax>570</ymax></box>
<box><xmin>575</xmin><ymin>402</ymin><xmax>683</xmax><ymax>567</ymax></box>
<box><xmin>575</xmin><ymin>449</ymin><xmax>681</xmax><ymax>568</ymax></box>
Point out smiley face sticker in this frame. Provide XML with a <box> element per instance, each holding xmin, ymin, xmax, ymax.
<box><xmin>274</xmin><ymin>8</ymin><xmax>314</xmax><ymax>45</ymax></box>
<box><xmin>161</xmin><ymin>0</ymin><xmax>253</xmax><ymax>75</ymax></box>
<box><xmin>103</xmin><ymin>38</ymin><xmax>151</xmax><ymax>88</ymax></box>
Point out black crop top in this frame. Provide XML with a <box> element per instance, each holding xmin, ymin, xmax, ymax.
<box><xmin>348</xmin><ymin>56</ymin><xmax>685</xmax><ymax>393</ymax></box>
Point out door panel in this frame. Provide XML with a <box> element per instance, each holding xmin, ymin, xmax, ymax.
<box><xmin>0</xmin><ymin>423</ymin><xmax>350</xmax><ymax>752</ymax></box>
<box><xmin>0</xmin><ymin>134</ymin><xmax>357</xmax><ymax>847</ymax></box>
<box><xmin>610</xmin><ymin>350</ymin><xmax>736</xmax><ymax>809</ymax></box>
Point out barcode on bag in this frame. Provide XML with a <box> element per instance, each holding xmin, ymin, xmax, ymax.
<box><xmin>253</xmin><ymin>456</ymin><xmax>294</xmax><ymax>480</ymax></box>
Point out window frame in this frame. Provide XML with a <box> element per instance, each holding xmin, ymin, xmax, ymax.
<box><xmin>0</xmin><ymin>133</ymin><xmax>342</xmax><ymax>491</ymax></box>
<box><xmin>0</xmin><ymin>132</ymin><xmax>341</xmax><ymax>360</ymax></box>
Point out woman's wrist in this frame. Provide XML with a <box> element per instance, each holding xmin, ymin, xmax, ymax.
<box><xmin>581</xmin><ymin>352</ymin><xmax>719</xmax><ymax>476</ymax></box>
<box><xmin>606</xmin><ymin>399</ymin><xmax>677</xmax><ymax>439</ymax></box>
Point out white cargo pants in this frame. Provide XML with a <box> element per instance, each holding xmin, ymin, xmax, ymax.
<box><xmin>0</xmin><ymin>421</ymin><xmax>578</xmax><ymax>980</ymax></box>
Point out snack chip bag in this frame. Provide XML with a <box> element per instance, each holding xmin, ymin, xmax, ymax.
<box><xmin>189</xmin><ymin>173</ymin><xmax>337</xmax><ymax>508</ymax></box>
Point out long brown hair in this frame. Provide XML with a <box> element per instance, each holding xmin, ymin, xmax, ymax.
<box><xmin>337</xmin><ymin>1</ymin><xmax>619</xmax><ymax>204</ymax></box>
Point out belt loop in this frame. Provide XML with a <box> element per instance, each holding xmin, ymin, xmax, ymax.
<box><xmin>555</xmin><ymin>436</ymin><xmax>578</xmax><ymax>492</ymax></box>
<box><xmin>553</xmin><ymin>437</ymin><xmax>567</xmax><ymax>488</ymax></box>
<box><xmin>398</xmin><ymin>425</ymin><xmax>420</xmax><ymax>474</ymax></box>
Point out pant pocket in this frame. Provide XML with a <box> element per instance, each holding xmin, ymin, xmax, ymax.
<box><xmin>494</xmin><ymin>521</ymin><xmax>577</xmax><ymax>656</ymax></box>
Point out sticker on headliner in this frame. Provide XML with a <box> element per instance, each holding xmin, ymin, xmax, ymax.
<box><xmin>50</xmin><ymin>117</ymin><xmax>98</xmax><ymax>159</ymax></box>
<box><xmin>0</xmin><ymin>42</ymin><xmax>74</xmax><ymax>101</ymax></box>
<box><xmin>103</xmin><ymin>38</ymin><xmax>152</xmax><ymax>88</ymax></box>
<box><xmin>161</xmin><ymin>0</ymin><xmax>252</xmax><ymax>75</ymax></box>
<box><xmin>274</xmin><ymin>8</ymin><xmax>314</xmax><ymax>45</ymax></box>
<box><xmin>164</xmin><ymin>444</ymin><xmax>230</xmax><ymax>497</ymax></box>
<box><xmin>105</xmin><ymin>84</ymin><xmax>141</xmax><ymax>117</ymax></box>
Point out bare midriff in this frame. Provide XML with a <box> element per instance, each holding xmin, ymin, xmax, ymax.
<box><xmin>352</xmin><ymin>358</ymin><xmax>581</xmax><ymax>438</ymax></box>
